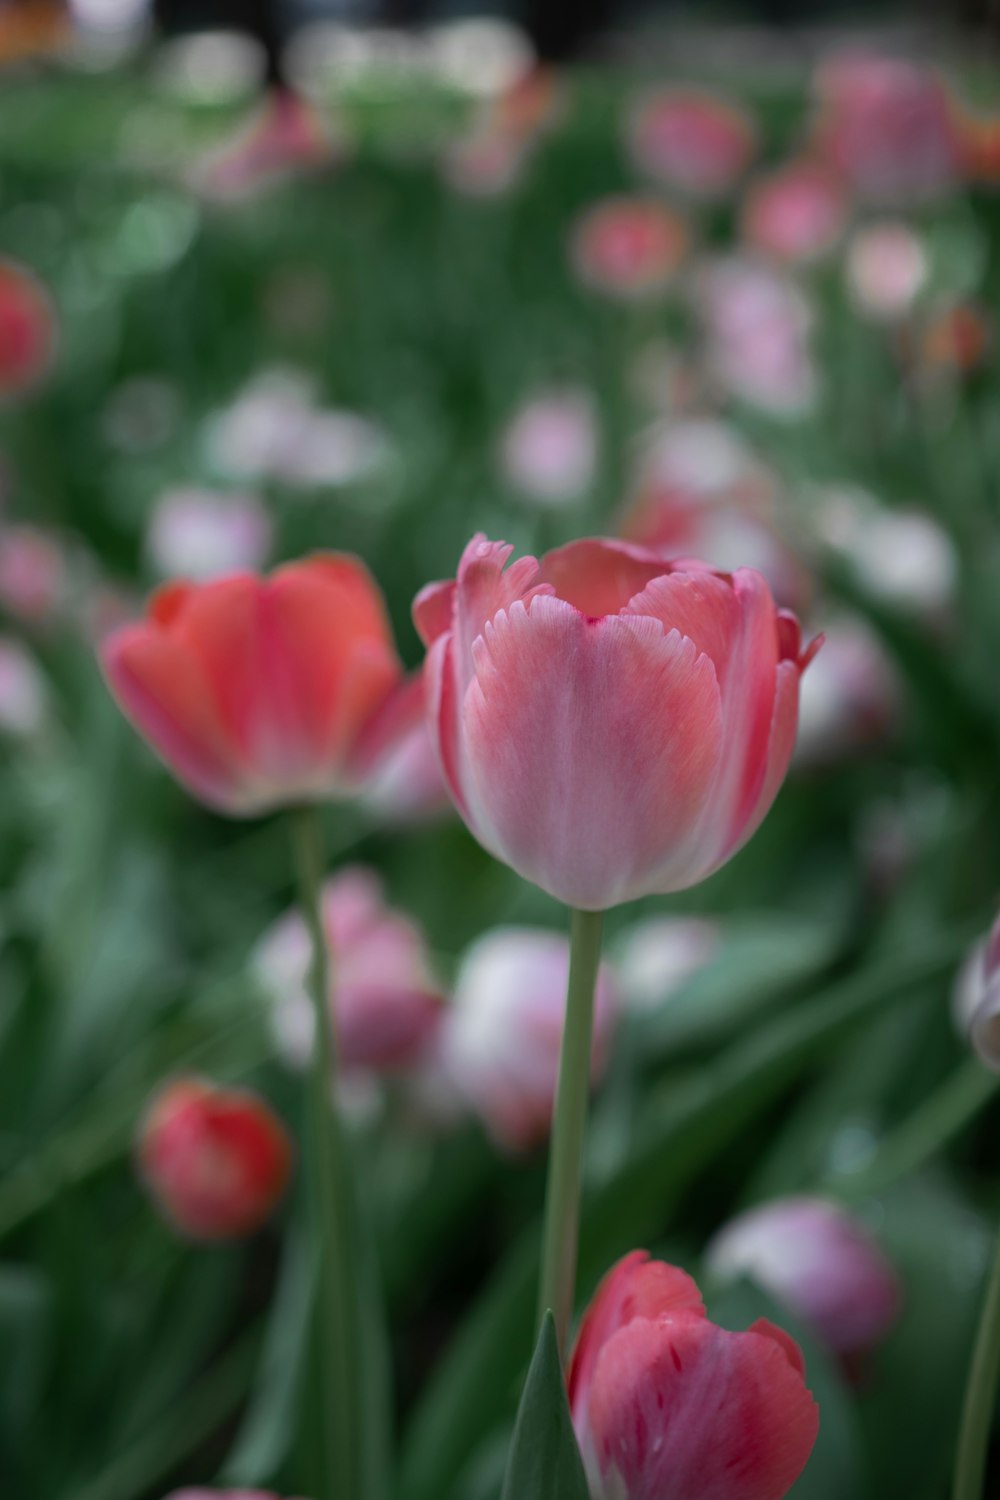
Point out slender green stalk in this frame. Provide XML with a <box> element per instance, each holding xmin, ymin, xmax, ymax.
<box><xmin>537</xmin><ymin>907</ymin><xmax>605</xmax><ymax>1357</ymax></box>
<box><xmin>292</xmin><ymin>807</ymin><xmax>358</xmax><ymax>1500</ymax></box>
<box><xmin>953</xmin><ymin>1224</ymin><xmax>1000</xmax><ymax>1500</ymax></box>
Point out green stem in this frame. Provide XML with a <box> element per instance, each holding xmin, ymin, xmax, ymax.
<box><xmin>292</xmin><ymin>807</ymin><xmax>358</xmax><ymax>1500</ymax></box>
<box><xmin>537</xmin><ymin>908</ymin><xmax>605</xmax><ymax>1357</ymax></box>
<box><xmin>954</xmin><ymin>1223</ymin><xmax>1000</xmax><ymax>1500</ymax></box>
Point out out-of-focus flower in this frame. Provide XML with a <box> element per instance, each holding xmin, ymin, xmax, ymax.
<box><xmin>189</xmin><ymin>88</ymin><xmax>340</xmax><ymax>201</ymax></box>
<box><xmin>146</xmin><ymin>488</ymin><xmax>272</xmax><ymax>581</ymax></box>
<box><xmin>707</xmin><ymin>1197</ymin><xmax>901</xmax><ymax>1368</ymax></box>
<box><xmin>569</xmin><ymin>1251</ymin><xmax>818</xmax><ymax>1500</ymax></box>
<box><xmin>101</xmin><ymin>555</ymin><xmax>402</xmax><ymax>815</ymax></box>
<box><xmin>571</xmin><ymin>197</ymin><xmax>689</xmax><ymax>300</ymax></box>
<box><xmin>0</xmin><ymin>259</ymin><xmax>57</xmax><ymax>398</ymax></box>
<box><xmin>917</xmin><ymin>301</ymin><xmax>991</xmax><ymax>377</ymax></box>
<box><xmin>254</xmin><ymin>866</ymin><xmax>445</xmax><ymax>1077</ymax></box>
<box><xmin>499</xmin><ymin>388</ymin><xmax>598</xmax><ymax>506</ymax></box>
<box><xmin>413</xmin><ymin>535</ymin><xmax>818</xmax><ymax>910</ymax></box>
<box><xmin>0</xmin><ymin>634</ymin><xmax>48</xmax><ymax>737</ymax></box>
<box><xmin>138</xmin><ymin>1077</ymin><xmax>292</xmax><ymax>1240</ymax></box>
<box><xmin>437</xmin><ymin>926</ymin><xmax>617</xmax><ymax>1152</ymax></box>
<box><xmin>794</xmin><ymin>613</ymin><xmax>903</xmax><ymax>766</ymax></box>
<box><xmin>626</xmin><ymin>87</ymin><xmax>757</xmax><ymax>199</ymax></box>
<box><xmin>813</xmin><ymin>54</ymin><xmax>961</xmax><ymax>204</ymax></box>
<box><xmin>619</xmin><ymin>419</ymin><xmax>809</xmax><ymax>610</ymax></box>
<box><xmin>846</xmin><ymin>221</ymin><xmax>928</xmax><ymax>321</ymax></box>
<box><xmin>696</xmin><ymin>256</ymin><xmax>819</xmax><ymax>417</ymax></box>
<box><xmin>356</xmin><ymin>674</ymin><xmax>450</xmax><ymax>825</ymax></box>
<box><xmin>742</xmin><ymin>160</ymin><xmax>847</xmax><ymax>265</ymax></box>
<box><xmin>208</xmin><ymin>369</ymin><xmax>390</xmax><ymax>490</ymax></box>
<box><xmin>0</xmin><ymin>525</ymin><xmax>68</xmax><ymax>624</ymax></box>
<box><xmin>953</xmin><ymin>912</ymin><xmax>1000</xmax><ymax>1072</ymax></box>
<box><xmin>615</xmin><ymin>915</ymin><xmax>719</xmax><ymax>1013</ymax></box>
<box><xmin>813</xmin><ymin>486</ymin><xmax>957</xmax><ymax>616</ymax></box>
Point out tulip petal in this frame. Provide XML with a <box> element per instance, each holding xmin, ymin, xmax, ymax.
<box><xmin>413</xmin><ymin>578</ymin><xmax>456</xmax><ymax>647</ymax></box>
<box><xmin>537</xmin><ymin>537</ymin><xmax>671</xmax><ymax>619</ymax></box>
<box><xmin>462</xmin><ymin>594</ymin><xmax>723</xmax><ymax>909</ymax></box>
<box><xmin>587</xmin><ymin>1312</ymin><xmax>818</xmax><ymax>1500</ymax></box>
<box><xmin>453</xmin><ymin>534</ymin><xmax>549</xmax><ymax>694</ymax></box>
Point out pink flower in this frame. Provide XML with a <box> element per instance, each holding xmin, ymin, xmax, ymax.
<box><xmin>190</xmin><ymin>87</ymin><xmax>339</xmax><ymax>201</ymax></box>
<box><xmin>569</xmin><ymin>1251</ymin><xmax>819</xmax><ymax>1500</ymax></box>
<box><xmin>696</xmin><ymin>257</ymin><xmax>819</xmax><ymax>417</ymax></box>
<box><xmin>138</xmin><ymin>1077</ymin><xmax>292</xmax><ymax>1240</ymax></box>
<box><xmin>627</xmin><ymin>88</ymin><xmax>757</xmax><ymax>199</ymax></box>
<box><xmin>437</xmin><ymin>926</ymin><xmax>617</xmax><ymax>1152</ymax></box>
<box><xmin>0</xmin><ymin>524</ymin><xmax>68</xmax><ymax>623</ymax></box>
<box><xmin>707</xmin><ymin>1198</ymin><xmax>901</xmax><ymax>1367</ymax></box>
<box><xmin>0</xmin><ymin>259</ymin><xmax>56</xmax><ymax>397</ymax></box>
<box><xmin>101</xmin><ymin>556</ymin><xmax>403</xmax><ymax>815</ymax></box>
<box><xmin>794</xmin><ymin>613</ymin><xmax>902</xmax><ymax>766</ymax></box>
<box><xmin>499</xmin><ymin>388</ymin><xmax>598</xmax><ymax>506</ymax></box>
<box><xmin>254</xmin><ymin>865</ymin><xmax>445</xmax><ymax>1078</ymax></box>
<box><xmin>953</xmin><ymin>912</ymin><xmax>1000</xmax><ymax>1072</ymax></box>
<box><xmin>571</xmin><ymin>197</ymin><xmax>689</xmax><ymax>300</ymax></box>
<box><xmin>813</xmin><ymin>54</ymin><xmax>960</xmax><ymax>204</ymax></box>
<box><xmin>356</xmin><ymin>673</ymin><xmax>451</xmax><ymax>825</ymax></box>
<box><xmin>146</xmin><ymin>487</ymin><xmax>273</xmax><ymax>581</ymax></box>
<box><xmin>615</xmin><ymin>915</ymin><xmax>719</xmax><ymax>1013</ymax></box>
<box><xmin>813</xmin><ymin>487</ymin><xmax>956</xmax><ymax>617</ymax></box>
<box><xmin>845</xmin><ymin>221</ymin><xmax>928</xmax><ymax>321</ymax></box>
<box><xmin>742</xmin><ymin>160</ymin><xmax>847</xmax><ymax>265</ymax></box>
<box><xmin>413</xmin><ymin>535</ymin><xmax>818</xmax><ymax>910</ymax></box>
<box><xmin>0</xmin><ymin>633</ymin><xmax>48</xmax><ymax>736</ymax></box>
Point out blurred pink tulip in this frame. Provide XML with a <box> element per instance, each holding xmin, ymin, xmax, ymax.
<box><xmin>413</xmin><ymin>535</ymin><xmax>818</xmax><ymax>910</ymax></box>
<box><xmin>813</xmin><ymin>487</ymin><xmax>956</xmax><ymax>617</ymax></box>
<box><xmin>138</xmin><ymin>1077</ymin><xmax>292</xmax><ymax>1241</ymax></box>
<box><xmin>357</xmin><ymin>674</ymin><xmax>451</xmax><ymax>825</ymax></box>
<box><xmin>254</xmin><ymin>866</ymin><xmax>445</xmax><ymax>1078</ymax></box>
<box><xmin>499</xmin><ymin>387</ymin><xmax>598</xmax><ymax>505</ymax></box>
<box><xmin>101</xmin><ymin>556</ymin><xmax>402</xmax><ymax>815</ymax></box>
<box><xmin>571</xmin><ymin>197</ymin><xmax>689</xmax><ymax>300</ymax></box>
<box><xmin>569</xmin><ymin>1251</ymin><xmax>818</xmax><ymax>1500</ymax></box>
<box><xmin>437</xmin><ymin>926</ymin><xmax>617</xmax><ymax>1152</ymax></box>
<box><xmin>0</xmin><ymin>259</ymin><xmax>56</xmax><ymax>397</ymax></box>
<box><xmin>0</xmin><ymin>634</ymin><xmax>48</xmax><ymax>736</ymax></box>
<box><xmin>845</xmin><ymin>221</ymin><xmax>928</xmax><ymax>322</ymax></box>
<box><xmin>813</xmin><ymin>54</ymin><xmax>961</xmax><ymax>204</ymax></box>
<box><xmin>190</xmin><ymin>87</ymin><xmax>339</xmax><ymax>201</ymax></box>
<box><xmin>706</xmin><ymin>1197</ymin><xmax>901</xmax><ymax>1366</ymax></box>
<box><xmin>0</xmin><ymin>524</ymin><xmax>67</xmax><ymax>624</ymax></box>
<box><xmin>146</xmin><ymin>488</ymin><xmax>273</xmax><ymax>581</ymax></box>
<box><xmin>615</xmin><ymin>915</ymin><xmax>719</xmax><ymax>1013</ymax></box>
<box><xmin>626</xmin><ymin>87</ymin><xmax>757</xmax><ymax>199</ymax></box>
<box><xmin>742</xmin><ymin>160</ymin><xmax>847</xmax><ymax>265</ymax></box>
<box><xmin>696</xmin><ymin>257</ymin><xmax>819</xmax><ymax>417</ymax></box>
<box><xmin>794</xmin><ymin>613</ymin><xmax>902</xmax><ymax>766</ymax></box>
<box><xmin>953</xmin><ymin>912</ymin><xmax>1000</xmax><ymax>1072</ymax></box>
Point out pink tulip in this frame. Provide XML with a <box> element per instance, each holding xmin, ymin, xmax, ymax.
<box><xmin>357</xmin><ymin>673</ymin><xmax>451</xmax><ymax>825</ymax></box>
<box><xmin>626</xmin><ymin>88</ymin><xmax>757</xmax><ymax>199</ymax></box>
<box><xmin>146</xmin><ymin>487</ymin><xmax>272</xmax><ymax>581</ymax></box>
<box><xmin>0</xmin><ymin>524</ymin><xmax>67</xmax><ymax>624</ymax></box>
<box><xmin>0</xmin><ymin>259</ymin><xmax>56</xmax><ymax>397</ymax></box>
<box><xmin>707</xmin><ymin>1197</ymin><xmax>901</xmax><ymax>1366</ymax></box>
<box><xmin>569</xmin><ymin>1251</ymin><xmax>819</xmax><ymax>1500</ymax></box>
<box><xmin>413</xmin><ymin>535</ymin><xmax>818</xmax><ymax>910</ymax></box>
<box><xmin>254</xmin><ymin>865</ymin><xmax>445</xmax><ymax>1078</ymax></box>
<box><xmin>571</xmin><ymin>197</ymin><xmax>689</xmax><ymax>300</ymax></box>
<box><xmin>499</xmin><ymin>388</ymin><xmax>598</xmax><ymax>506</ymax></box>
<box><xmin>813</xmin><ymin>54</ymin><xmax>960</xmax><ymax>204</ymax></box>
<box><xmin>437</xmin><ymin>926</ymin><xmax>617</xmax><ymax>1152</ymax></box>
<box><xmin>845</xmin><ymin>221</ymin><xmax>928</xmax><ymax>322</ymax></box>
<box><xmin>0</xmin><ymin>634</ymin><xmax>48</xmax><ymax>736</ymax></box>
<box><xmin>742</xmin><ymin>160</ymin><xmax>847</xmax><ymax>265</ymax></box>
<box><xmin>953</xmin><ymin>912</ymin><xmax>1000</xmax><ymax>1072</ymax></box>
<box><xmin>138</xmin><ymin>1077</ymin><xmax>292</xmax><ymax>1240</ymax></box>
<box><xmin>615</xmin><ymin>915</ymin><xmax>719</xmax><ymax>1013</ymax></box>
<box><xmin>696</xmin><ymin>256</ymin><xmax>819</xmax><ymax>417</ymax></box>
<box><xmin>794</xmin><ymin>613</ymin><xmax>902</xmax><ymax>766</ymax></box>
<box><xmin>190</xmin><ymin>87</ymin><xmax>339</xmax><ymax>202</ymax></box>
<box><xmin>101</xmin><ymin>555</ymin><xmax>402</xmax><ymax>815</ymax></box>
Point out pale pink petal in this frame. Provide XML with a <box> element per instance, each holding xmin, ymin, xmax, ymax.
<box><xmin>412</xmin><ymin>578</ymin><xmax>456</xmax><ymax>647</ymax></box>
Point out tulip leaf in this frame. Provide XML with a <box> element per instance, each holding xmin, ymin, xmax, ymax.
<box><xmin>500</xmin><ymin>1314</ymin><xmax>589</xmax><ymax>1500</ymax></box>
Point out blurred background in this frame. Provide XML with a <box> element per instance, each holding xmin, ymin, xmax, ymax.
<box><xmin>3</xmin><ymin>2</ymin><xmax>1000</xmax><ymax>1498</ymax></box>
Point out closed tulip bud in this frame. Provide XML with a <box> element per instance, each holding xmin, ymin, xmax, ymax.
<box><xmin>101</xmin><ymin>555</ymin><xmax>403</xmax><ymax>815</ymax></box>
<box><xmin>138</xmin><ymin>1078</ymin><xmax>292</xmax><ymax>1240</ymax></box>
<box><xmin>438</xmin><ymin>926</ymin><xmax>617</xmax><ymax>1152</ymax></box>
<box><xmin>254</xmin><ymin>866</ymin><xmax>445</xmax><ymax>1078</ymax></box>
<box><xmin>569</xmin><ymin>1251</ymin><xmax>818</xmax><ymax>1500</ymax></box>
<box><xmin>706</xmin><ymin>1197</ymin><xmax>901</xmax><ymax>1367</ymax></box>
<box><xmin>953</xmin><ymin>912</ymin><xmax>1000</xmax><ymax>1071</ymax></box>
<box><xmin>414</xmin><ymin>535</ymin><xmax>818</xmax><ymax>911</ymax></box>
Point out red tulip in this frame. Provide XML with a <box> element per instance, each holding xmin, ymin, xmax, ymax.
<box><xmin>569</xmin><ymin>1251</ymin><xmax>819</xmax><ymax>1500</ymax></box>
<box><xmin>101</xmin><ymin>555</ymin><xmax>402</xmax><ymax>815</ymax></box>
<box><xmin>138</xmin><ymin>1077</ymin><xmax>292</xmax><ymax>1241</ymax></box>
<box><xmin>413</xmin><ymin>536</ymin><xmax>818</xmax><ymax>910</ymax></box>
<box><xmin>0</xmin><ymin>259</ymin><xmax>56</xmax><ymax>397</ymax></box>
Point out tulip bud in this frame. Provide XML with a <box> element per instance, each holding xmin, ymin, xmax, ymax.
<box><xmin>706</xmin><ymin>1197</ymin><xmax>901</xmax><ymax>1367</ymax></box>
<box><xmin>953</xmin><ymin>912</ymin><xmax>1000</xmax><ymax>1072</ymax></box>
<box><xmin>569</xmin><ymin>1250</ymin><xmax>818</xmax><ymax>1500</ymax></box>
<box><xmin>438</xmin><ymin>927</ymin><xmax>617</xmax><ymax>1152</ymax></box>
<box><xmin>254</xmin><ymin>866</ymin><xmax>445</xmax><ymax>1079</ymax></box>
<box><xmin>138</xmin><ymin>1078</ymin><xmax>292</xmax><ymax>1241</ymax></box>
